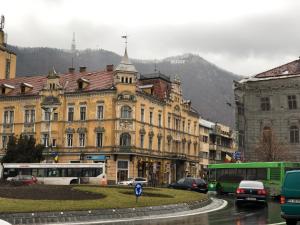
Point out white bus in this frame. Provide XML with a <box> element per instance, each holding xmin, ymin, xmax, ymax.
<box><xmin>1</xmin><ymin>163</ymin><xmax>106</xmax><ymax>185</ymax></box>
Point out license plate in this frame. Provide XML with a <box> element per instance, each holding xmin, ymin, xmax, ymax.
<box><xmin>246</xmin><ymin>197</ymin><xmax>256</xmax><ymax>201</ymax></box>
<box><xmin>287</xmin><ymin>199</ymin><xmax>300</xmax><ymax>203</ymax></box>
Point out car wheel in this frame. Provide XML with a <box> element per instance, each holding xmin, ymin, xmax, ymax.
<box><xmin>286</xmin><ymin>219</ymin><xmax>297</xmax><ymax>225</ymax></box>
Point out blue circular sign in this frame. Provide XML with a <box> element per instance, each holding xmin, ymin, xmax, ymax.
<box><xmin>134</xmin><ymin>183</ymin><xmax>143</xmax><ymax>197</ymax></box>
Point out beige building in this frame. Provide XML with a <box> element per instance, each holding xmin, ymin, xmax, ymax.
<box><xmin>0</xmin><ymin>41</ymin><xmax>203</xmax><ymax>184</ymax></box>
<box><xmin>0</xmin><ymin>16</ymin><xmax>16</xmax><ymax>80</ymax></box>
<box><xmin>199</xmin><ymin>118</ymin><xmax>236</xmax><ymax>165</ymax></box>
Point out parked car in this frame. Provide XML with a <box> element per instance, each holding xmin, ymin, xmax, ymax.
<box><xmin>7</xmin><ymin>175</ymin><xmax>37</xmax><ymax>185</ymax></box>
<box><xmin>235</xmin><ymin>180</ymin><xmax>267</xmax><ymax>207</ymax></box>
<box><xmin>169</xmin><ymin>177</ymin><xmax>208</xmax><ymax>193</ymax></box>
<box><xmin>117</xmin><ymin>177</ymin><xmax>148</xmax><ymax>186</ymax></box>
<box><xmin>281</xmin><ymin>170</ymin><xmax>300</xmax><ymax>225</ymax></box>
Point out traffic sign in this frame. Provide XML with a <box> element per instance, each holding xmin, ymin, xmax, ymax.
<box><xmin>134</xmin><ymin>183</ymin><xmax>143</xmax><ymax>203</ymax></box>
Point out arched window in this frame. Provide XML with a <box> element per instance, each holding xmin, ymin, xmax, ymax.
<box><xmin>120</xmin><ymin>133</ymin><xmax>131</xmax><ymax>146</ymax></box>
<box><xmin>262</xmin><ymin>126</ymin><xmax>272</xmax><ymax>142</ymax></box>
<box><xmin>121</xmin><ymin>77</ymin><xmax>124</xmax><ymax>83</ymax></box>
<box><xmin>290</xmin><ymin>126</ymin><xmax>299</xmax><ymax>143</ymax></box>
<box><xmin>125</xmin><ymin>77</ymin><xmax>128</xmax><ymax>83</ymax></box>
<box><xmin>121</xmin><ymin>105</ymin><xmax>132</xmax><ymax>118</ymax></box>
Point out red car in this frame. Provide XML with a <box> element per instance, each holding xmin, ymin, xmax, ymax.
<box><xmin>8</xmin><ymin>175</ymin><xmax>38</xmax><ymax>185</ymax></box>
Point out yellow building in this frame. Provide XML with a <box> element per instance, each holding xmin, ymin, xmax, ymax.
<box><xmin>0</xmin><ymin>16</ymin><xmax>16</xmax><ymax>80</ymax></box>
<box><xmin>0</xmin><ymin>46</ymin><xmax>202</xmax><ymax>184</ymax></box>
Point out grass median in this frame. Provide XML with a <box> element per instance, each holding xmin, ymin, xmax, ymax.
<box><xmin>0</xmin><ymin>185</ymin><xmax>208</xmax><ymax>213</ymax></box>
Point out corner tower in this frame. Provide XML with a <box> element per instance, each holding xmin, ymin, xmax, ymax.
<box><xmin>0</xmin><ymin>15</ymin><xmax>16</xmax><ymax>80</ymax></box>
<box><xmin>113</xmin><ymin>47</ymin><xmax>138</xmax><ymax>93</ymax></box>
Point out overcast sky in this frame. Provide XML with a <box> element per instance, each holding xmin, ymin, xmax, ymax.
<box><xmin>1</xmin><ymin>0</ymin><xmax>300</xmax><ymax>76</ymax></box>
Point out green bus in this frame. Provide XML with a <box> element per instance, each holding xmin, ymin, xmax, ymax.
<box><xmin>208</xmin><ymin>162</ymin><xmax>300</xmax><ymax>197</ymax></box>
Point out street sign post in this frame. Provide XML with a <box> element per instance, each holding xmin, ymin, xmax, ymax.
<box><xmin>134</xmin><ymin>183</ymin><xmax>143</xmax><ymax>203</ymax></box>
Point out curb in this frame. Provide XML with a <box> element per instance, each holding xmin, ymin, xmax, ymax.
<box><xmin>0</xmin><ymin>198</ymin><xmax>212</xmax><ymax>225</ymax></box>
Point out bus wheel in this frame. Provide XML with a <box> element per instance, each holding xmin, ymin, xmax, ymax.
<box><xmin>70</xmin><ymin>179</ymin><xmax>79</xmax><ymax>185</ymax></box>
<box><xmin>286</xmin><ymin>219</ymin><xmax>297</xmax><ymax>225</ymax></box>
<box><xmin>216</xmin><ymin>183</ymin><xmax>222</xmax><ymax>195</ymax></box>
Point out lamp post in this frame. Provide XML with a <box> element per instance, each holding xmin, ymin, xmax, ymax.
<box><xmin>41</xmin><ymin>106</ymin><xmax>57</xmax><ymax>162</ymax></box>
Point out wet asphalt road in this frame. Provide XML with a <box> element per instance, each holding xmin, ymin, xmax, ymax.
<box><xmin>100</xmin><ymin>196</ymin><xmax>286</xmax><ymax>225</ymax></box>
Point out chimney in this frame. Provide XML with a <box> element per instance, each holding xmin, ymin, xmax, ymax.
<box><xmin>106</xmin><ymin>64</ymin><xmax>114</xmax><ymax>72</ymax></box>
<box><xmin>68</xmin><ymin>67</ymin><xmax>75</xmax><ymax>73</ymax></box>
<box><xmin>79</xmin><ymin>66</ymin><xmax>87</xmax><ymax>73</ymax></box>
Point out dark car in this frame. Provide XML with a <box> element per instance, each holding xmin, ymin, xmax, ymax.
<box><xmin>281</xmin><ymin>170</ymin><xmax>300</xmax><ymax>225</ymax></box>
<box><xmin>235</xmin><ymin>180</ymin><xmax>267</xmax><ymax>207</ymax></box>
<box><xmin>7</xmin><ymin>175</ymin><xmax>38</xmax><ymax>185</ymax></box>
<box><xmin>169</xmin><ymin>177</ymin><xmax>208</xmax><ymax>193</ymax></box>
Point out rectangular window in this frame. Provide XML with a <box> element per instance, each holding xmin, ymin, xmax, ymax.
<box><xmin>5</xmin><ymin>59</ymin><xmax>10</xmax><ymax>79</ymax></box>
<box><xmin>158</xmin><ymin>114</ymin><xmax>162</xmax><ymax>127</ymax></box>
<box><xmin>68</xmin><ymin>107</ymin><xmax>74</xmax><ymax>122</ymax></box>
<box><xmin>4</xmin><ymin>110</ymin><xmax>14</xmax><ymax>124</ymax></box>
<box><xmin>150</xmin><ymin>111</ymin><xmax>153</xmax><ymax>125</ymax></box>
<box><xmin>182</xmin><ymin>121</ymin><xmax>185</xmax><ymax>132</ymax></box>
<box><xmin>288</xmin><ymin>95</ymin><xmax>297</xmax><ymax>110</ymax></box>
<box><xmin>53</xmin><ymin>113</ymin><xmax>58</xmax><ymax>121</ymax></box>
<box><xmin>141</xmin><ymin>108</ymin><xmax>144</xmax><ymax>122</ymax></box>
<box><xmin>140</xmin><ymin>134</ymin><xmax>144</xmax><ymax>148</ymax></box>
<box><xmin>97</xmin><ymin>105</ymin><xmax>104</xmax><ymax>119</ymax></box>
<box><xmin>188</xmin><ymin>122</ymin><xmax>191</xmax><ymax>133</ymax></box>
<box><xmin>96</xmin><ymin>132</ymin><xmax>103</xmax><ymax>147</ymax></box>
<box><xmin>158</xmin><ymin>138</ymin><xmax>161</xmax><ymax>151</ymax></box>
<box><xmin>2</xmin><ymin>135</ymin><xmax>7</xmax><ymax>148</ymax></box>
<box><xmin>52</xmin><ymin>139</ymin><xmax>56</xmax><ymax>147</ymax></box>
<box><xmin>80</xmin><ymin>106</ymin><xmax>86</xmax><ymax>121</ymax></box>
<box><xmin>42</xmin><ymin>134</ymin><xmax>49</xmax><ymax>147</ymax></box>
<box><xmin>168</xmin><ymin>114</ymin><xmax>171</xmax><ymax>128</ymax></box>
<box><xmin>79</xmin><ymin>133</ymin><xmax>85</xmax><ymax>147</ymax></box>
<box><xmin>67</xmin><ymin>133</ymin><xmax>73</xmax><ymax>147</ymax></box>
<box><xmin>261</xmin><ymin>97</ymin><xmax>270</xmax><ymax>111</ymax></box>
<box><xmin>117</xmin><ymin>160</ymin><xmax>129</xmax><ymax>182</ymax></box>
<box><xmin>25</xmin><ymin>110</ymin><xmax>30</xmax><ymax>123</ymax></box>
<box><xmin>44</xmin><ymin>111</ymin><xmax>51</xmax><ymax>121</ymax></box>
<box><xmin>30</xmin><ymin>110</ymin><xmax>35</xmax><ymax>123</ymax></box>
<box><xmin>149</xmin><ymin>136</ymin><xmax>153</xmax><ymax>150</ymax></box>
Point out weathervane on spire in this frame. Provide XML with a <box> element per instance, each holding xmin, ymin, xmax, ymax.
<box><xmin>121</xmin><ymin>34</ymin><xmax>128</xmax><ymax>48</ymax></box>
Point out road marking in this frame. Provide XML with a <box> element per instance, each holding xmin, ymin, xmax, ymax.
<box><xmin>267</xmin><ymin>223</ymin><xmax>286</xmax><ymax>225</ymax></box>
<box><xmin>43</xmin><ymin>198</ymin><xmax>228</xmax><ymax>225</ymax></box>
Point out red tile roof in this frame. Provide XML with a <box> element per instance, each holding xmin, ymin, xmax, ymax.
<box><xmin>0</xmin><ymin>70</ymin><xmax>114</xmax><ymax>96</ymax></box>
<box><xmin>255</xmin><ymin>59</ymin><xmax>300</xmax><ymax>78</ymax></box>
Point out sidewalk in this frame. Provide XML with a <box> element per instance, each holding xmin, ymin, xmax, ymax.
<box><xmin>0</xmin><ymin>198</ymin><xmax>226</xmax><ymax>225</ymax></box>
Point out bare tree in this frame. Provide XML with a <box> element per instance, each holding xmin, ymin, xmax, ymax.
<box><xmin>254</xmin><ymin>129</ymin><xmax>292</xmax><ymax>162</ymax></box>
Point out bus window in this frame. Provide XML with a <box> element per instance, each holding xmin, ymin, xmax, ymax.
<box><xmin>61</xmin><ymin>168</ymin><xmax>68</xmax><ymax>177</ymax></box>
<box><xmin>47</xmin><ymin>168</ymin><xmax>60</xmax><ymax>177</ymax></box>
<box><xmin>37</xmin><ymin>169</ymin><xmax>45</xmax><ymax>177</ymax></box>
<box><xmin>32</xmin><ymin>168</ymin><xmax>38</xmax><ymax>177</ymax></box>
<box><xmin>256</xmin><ymin>168</ymin><xmax>267</xmax><ymax>180</ymax></box>
<box><xmin>246</xmin><ymin>169</ymin><xmax>257</xmax><ymax>180</ymax></box>
<box><xmin>68</xmin><ymin>168</ymin><xmax>81</xmax><ymax>177</ymax></box>
<box><xmin>19</xmin><ymin>168</ymin><xmax>31</xmax><ymax>175</ymax></box>
<box><xmin>95</xmin><ymin>168</ymin><xmax>103</xmax><ymax>176</ymax></box>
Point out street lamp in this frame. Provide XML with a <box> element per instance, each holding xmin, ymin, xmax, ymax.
<box><xmin>41</xmin><ymin>106</ymin><xmax>57</xmax><ymax>162</ymax></box>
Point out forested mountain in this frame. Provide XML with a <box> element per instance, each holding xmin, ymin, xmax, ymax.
<box><xmin>8</xmin><ymin>46</ymin><xmax>241</xmax><ymax>126</ymax></box>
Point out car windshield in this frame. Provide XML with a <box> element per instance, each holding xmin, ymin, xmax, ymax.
<box><xmin>177</xmin><ymin>178</ymin><xmax>185</xmax><ymax>184</ymax></box>
<box><xmin>239</xmin><ymin>181</ymin><xmax>264</xmax><ymax>189</ymax></box>
<box><xmin>284</xmin><ymin>172</ymin><xmax>300</xmax><ymax>189</ymax></box>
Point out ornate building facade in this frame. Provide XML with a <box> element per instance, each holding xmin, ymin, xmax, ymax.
<box><xmin>234</xmin><ymin>58</ymin><xmax>300</xmax><ymax>161</ymax></box>
<box><xmin>0</xmin><ymin>45</ymin><xmax>202</xmax><ymax>184</ymax></box>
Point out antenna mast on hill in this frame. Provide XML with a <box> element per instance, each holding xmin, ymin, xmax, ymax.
<box><xmin>71</xmin><ymin>32</ymin><xmax>76</xmax><ymax>53</ymax></box>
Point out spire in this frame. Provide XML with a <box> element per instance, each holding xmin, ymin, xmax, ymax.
<box><xmin>47</xmin><ymin>67</ymin><xmax>60</xmax><ymax>79</ymax></box>
<box><xmin>115</xmin><ymin>44</ymin><xmax>137</xmax><ymax>73</ymax></box>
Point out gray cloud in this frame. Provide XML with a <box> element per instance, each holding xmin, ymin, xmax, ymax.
<box><xmin>4</xmin><ymin>0</ymin><xmax>300</xmax><ymax>75</ymax></box>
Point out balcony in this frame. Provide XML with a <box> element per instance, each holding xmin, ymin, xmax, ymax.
<box><xmin>209</xmin><ymin>143</ymin><xmax>234</xmax><ymax>153</ymax></box>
